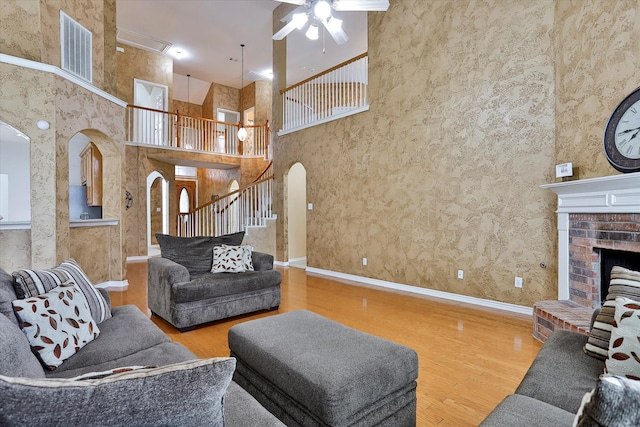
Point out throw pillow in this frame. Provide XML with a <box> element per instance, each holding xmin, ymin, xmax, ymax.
<box><xmin>12</xmin><ymin>281</ymin><xmax>100</xmax><ymax>371</ymax></box>
<box><xmin>573</xmin><ymin>375</ymin><xmax>640</xmax><ymax>426</ymax></box>
<box><xmin>212</xmin><ymin>245</ymin><xmax>248</xmax><ymax>273</ymax></box>
<box><xmin>12</xmin><ymin>259</ymin><xmax>111</xmax><ymax>324</ymax></box>
<box><xmin>605</xmin><ymin>297</ymin><xmax>640</xmax><ymax>380</ymax></box>
<box><xmin>584</xmin><ymin>266</ymin><xmax>640</xmax><ymax>360</ymax></box>
<box><xmin>70</xmin><ymin>365</ymin><xmax>156</xmax><ymax>381</ymax></box>
<box><xmin>0</xmin><ymin>357</ymin><xmax>236</xmax><ymax>427</ymax></box>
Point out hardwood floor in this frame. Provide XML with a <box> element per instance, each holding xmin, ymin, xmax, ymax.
<box><xmin>112</xmin><ymin>261</ymin><xmax>542</xmax><ymax>426</ymax></box>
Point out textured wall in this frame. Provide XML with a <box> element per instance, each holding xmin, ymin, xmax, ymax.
<box><xmin>0</xmin><ymin>230</ymin><xmax>31</xmax><ymax>272</ymax></box>
<box><xmin>0</xmin><ymin>0</ymin><xmax>42</xmax><ymax>61</ymax></box>
<box><xmin>274</xmin><ymin>0</ymin><xmax>563</xmax><ymax>306</ymax></box>
<box><xmin>554</xmin><ymin>0</ymin><xmax>640</xmax><ymax>179</ymax></box>
<box><xmin>174</xmin><ymin>100</ymin><xmax>202</xmax><ymax>118</ymax></box>
<box><xmin>116</xmin><ymin>44</ymin><xmax>173</xmax><ymax>108</ymax></box>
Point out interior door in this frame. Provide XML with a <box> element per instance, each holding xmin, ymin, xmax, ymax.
<box><xmin>177</xmin><ymin>180</ymin><xmax>197</xmax><ymax>235</ymax></box>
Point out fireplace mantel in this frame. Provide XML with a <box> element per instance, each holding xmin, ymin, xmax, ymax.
<box><xmin>541</xmin><ymin>172</ymin><xmax>640</xmax><ymax>300</ymax></box>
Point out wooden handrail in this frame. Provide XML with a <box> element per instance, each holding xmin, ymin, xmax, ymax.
<box><xmin>280</xmin><ymin>52</ymin><xmax>368</xmax><ymax>94</ymax></box>
<box><xmin>179</xmin><ymin>175</ymin><xmax>274</xmax><ymax>216</ymax></box>
<box><xmin>252</xmin><ymin>161</ymin><xmax>273</xmax><ymax>183</ymax></box>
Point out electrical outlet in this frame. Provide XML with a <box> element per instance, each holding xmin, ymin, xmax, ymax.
<box><xmin>362</xmin><ymin>257</ymin><xmax>368</xmax><ymax>266</ymax></box>
<box><xmin>515</xmin><ymin>276</ymin><xmax>523</xmax><ymax>288</ymax></box>
<box><xmin>457</xmin><ymin>270</ymin><xmax>464</xmax><ymax>279</ymax></box>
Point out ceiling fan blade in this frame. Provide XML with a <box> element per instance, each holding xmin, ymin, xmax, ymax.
<box><xmin>280</xmin><ymin>5</ymin><xmax>307</xmax><ymax>23</ymax></box>
<box><xmin>320</xmin><ymin>17</ymin><xmax>349</xmax><ymax>45</ymax></box>
<box><xmin>332</xmin><ymin>0</ymin><xmax>390</xmax><ymax>11</ymax></box>
<box><xmin>273</xmin><ymin>19</ymin><xmax>299</xmax><ymax>40</ymax></box>
<box><xmin>273</xmin><ymin>10</ymin><xmax>309</xmax><ymax>40</ymax></box>
<box><xmin>274</xmin><ymin>0</ymin><xmax>306</xmax><ymax>5</ymax></box>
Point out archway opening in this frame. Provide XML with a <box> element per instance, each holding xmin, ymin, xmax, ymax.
<box><xmin>147</xmin><ymin>171</ymin><xmax>169</xmax><ymax>254</ymax></box>
<box><xmin>286</xmin><ymin>163</ymin><xmax>307</xmax><ymax>269</ymax></box>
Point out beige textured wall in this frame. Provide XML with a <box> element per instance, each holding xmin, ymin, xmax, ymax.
<box><xmin>0</xmin><ymin>230</ymin><xmax>31</xmax><ymax>272</ymax></box>
<box><xmin>274</xmin><ymin>0</ymin><xmax>562</xmax><ymax>307</ymax></box>
<box><xmin>244</xmin><ymin>218</ymin><xmax>276</xmax><ymax>257</ymax></box>
<box><xmin>554</xmin><ymin>0</ymin><xmax>640</xmax><ymax>179</ymax></box>
<box><xmin>0</xmin><ymin>0</ymin><xmax>42</xmax><ymax>61</ymax></box>
<box><xmin>116</xmin><ymin>44</ymin><xmax>173</xmax><ymax>108</ymax></box>
<box><xmin>174</xmin><ymin>100</ymin><xmax>202</xmax><ymax>118</ymax></box>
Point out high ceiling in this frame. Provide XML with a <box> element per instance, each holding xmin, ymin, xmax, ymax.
<box><xmin>116</xmin><ymin>0</ymin><xmax>367</xmax><ymax>104</ymax></box>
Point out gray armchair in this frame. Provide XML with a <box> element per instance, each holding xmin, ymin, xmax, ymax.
<box><xmin>148</xmin><ymin>235</ymin><xmax>281</xmax><ymax>331</ymax></box>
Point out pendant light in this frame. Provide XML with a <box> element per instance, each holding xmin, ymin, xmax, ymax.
<box><xmin>237</xmin><ymin>43</ymin><xmax>247</xmax><ymax>142</ymax></box>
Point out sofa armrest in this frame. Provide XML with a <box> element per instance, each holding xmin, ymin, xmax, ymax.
<box><xmin>251</xmin><ymin>252</ymin><xmax>274</xmax><ymax>271</ymax></box>
<box><xmin>148</xmin><ymin>257</ymin><xmax>190</xmax><ymax>319</ymax></box>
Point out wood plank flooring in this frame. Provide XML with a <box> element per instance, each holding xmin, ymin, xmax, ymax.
<box><xmin>111</xmin><ymin>261</ymin><xmax>542</xmax><ymax>426</ymax></box>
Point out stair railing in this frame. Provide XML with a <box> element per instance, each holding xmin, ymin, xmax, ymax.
<box><xmin>177</xmin><ymin>175</ymin><xmax>273</xmax><ymax>238</ymax></box>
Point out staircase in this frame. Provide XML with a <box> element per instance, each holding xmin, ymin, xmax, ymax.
<box><xmin>177</xmin><ymin>163</ymin><xmax>274</xmax><ymax>238</ymax></box>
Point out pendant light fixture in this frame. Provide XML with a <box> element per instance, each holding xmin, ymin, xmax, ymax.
<box><xmin>237</xmin><ymin>43</ymin><xmax>247</xmax><ymax>142</ymax></box>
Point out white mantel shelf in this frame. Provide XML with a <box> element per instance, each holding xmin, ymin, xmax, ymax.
<box><xmin>541</xmin><ymin>172</ymin><xmax>640</xmax><ymax>213</ymax></box>
<box><xmin>541</xmin><ymin>172</ymin><xmax>640</xmax><ymax>300</ymax></box>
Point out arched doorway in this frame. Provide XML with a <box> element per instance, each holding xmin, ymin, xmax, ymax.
<box><xmin>286</xmin><ymin>163</ymin><xmax>307</xmax><ymax>268</ymax></box>
<box><xmin>147</xmin><ymin>171</ymin><xmax>169</xmax><ymax>254</ymax></box>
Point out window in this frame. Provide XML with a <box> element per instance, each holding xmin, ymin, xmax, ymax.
<box><xmin>60</xmin><ymin>11</ymin><xmax>92</xmax><ymax>82</ymax></box>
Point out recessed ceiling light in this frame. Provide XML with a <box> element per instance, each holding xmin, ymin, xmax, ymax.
<box><xmin>167</xmin><ymin>47</ymin><xmax>188</xmax><ymax>59</ymax></box>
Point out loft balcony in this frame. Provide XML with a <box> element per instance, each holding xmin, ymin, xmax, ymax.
<box><xmin>125</xmin><ymin>105</ymin><xmax>271</xmax><ymax>161</ymax></box>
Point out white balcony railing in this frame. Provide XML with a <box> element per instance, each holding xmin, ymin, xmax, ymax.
<box><xmin>279</xmin><ymin>53</ymin><xmax>369</xmax><ymax>135</ymax></box>
<box><xmin>126</xmin><ymin>105</ymin><xmax>271</xmax><ymax>159</ymax></box>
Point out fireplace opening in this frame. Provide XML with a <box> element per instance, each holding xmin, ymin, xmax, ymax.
<box><xmin>600</xmin><ymin>249</ymin><xmax>640</xmax><ymax>304</ymax></box>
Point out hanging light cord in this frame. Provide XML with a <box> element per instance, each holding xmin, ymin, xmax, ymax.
<box><xmin>240</xmin><ymin>44</ymin><xmax>244</xmax><ymax>125</ymax></box>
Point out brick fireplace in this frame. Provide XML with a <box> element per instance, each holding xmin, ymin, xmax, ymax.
<box><xmin>534</xmin><ymin>173</ymin><xmax>640</xmax><ymax>342</ymax></box>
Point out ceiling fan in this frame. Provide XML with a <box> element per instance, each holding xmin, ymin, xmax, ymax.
<box><xmin>272</xmin><ymin>0</ymin><xmax>390</xmax><ymax>45</ymax></box>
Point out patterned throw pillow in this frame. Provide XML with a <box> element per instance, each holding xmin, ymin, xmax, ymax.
<box><xmin>12</xmin><ymin>281</ymin><xmax>100</xmax><ymax>370</ymax></box>
<box><xmin>605</xmin><ymin>297</ymin><xmax>640</xmax><ymax>380</ymax></box>
<box><xmin>12</xmin><ymin>259</ymin><xmax>111</xmax><ymax>324</ymax></box>
<box><xmin>211</xmin><ymin>245</ymin><xmax>253</xmax><ymax>273</ymax></box>
<box><xmin>70</xmin><ymin>365</ymin><xmax>156</xmax><ymax>381</ymax></box>
<box><xmin>573</xmin><ymin>375</ymin><xmax>640</xmax><ymax>426</ymax></box>
<box><xmin>584</xmin><ymin>266</ymin><xmax>640</xmax><ymax>360</ymax></box>
<box><xmin>212</xmin><ymin>245</ymin><xmax>251</xmax><ymax>273</ymax></box>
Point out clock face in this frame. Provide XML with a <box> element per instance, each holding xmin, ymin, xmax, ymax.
<box><xmin>614</xmin><ymin>99</ymin><xmax>640</xmax><ymax>159</ymax></box>
<box><xmin>604</xmin><ymin>87</ymin><xmax>640</xmax><ymax>173</ymax></box>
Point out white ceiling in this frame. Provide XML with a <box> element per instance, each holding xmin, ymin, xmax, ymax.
<box><xmin>116</xmin><ymin>0</ymin><xmax>368</xmax><ymax>104</ymax></box>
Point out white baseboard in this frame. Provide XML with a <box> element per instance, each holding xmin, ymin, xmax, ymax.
<box><xmin>96</xmin><ymin>280</ymin><xmax>129</xmax><ymax>291</ymax></box>
<box><xmin>274</xmin><ymin>260</ymin><xmax>289</xmax><ymax>266</ymax></box>
<box><xmin>305</xmin><ymin>267</ymin><xmax>533</xmax><ymax>316</ymax></box>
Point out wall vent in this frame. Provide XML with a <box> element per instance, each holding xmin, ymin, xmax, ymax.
<box><xmin>60</xmin><ymin>11</ymin><xmax>92</xmax><ymax>82</ymax></box>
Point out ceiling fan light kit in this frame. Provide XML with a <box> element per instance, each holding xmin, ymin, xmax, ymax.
<box><xmin>273</xmin><ymin>0</ymin><xmax>389</xmax><ymax>45</ymax></box>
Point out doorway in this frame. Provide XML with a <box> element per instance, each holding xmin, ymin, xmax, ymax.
<box><xmin>133</xmin><ymin>79</ymin><xmax>169</xmax><ymax>145</ymax></box>
<box><xmin>146</xmin><ymin>171</ymin><xmax>168</xmax><ymax>253</ymax></box>
<box><xmin>286</xmin><ymin>163</ymin><xmax>307</xmax><ymax>269</ymax></box>
<box><xmin>216</xmin><ymin>108</ymin><xmax>240</xmax><ymax>154</ymax></box>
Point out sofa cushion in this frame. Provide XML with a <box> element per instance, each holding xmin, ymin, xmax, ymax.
<box><xmin>479</xmin><ymin>394</ymin><xmax>575</xmax><ymax>426</ymax></box>
<box><xmin>515</xmin><ymin>330</ymin><xmax>604</xmax><ymax>413</ymax></box>
<box><xmin>156</xmin><ymin>232</ymin><xmax>245</xmax><ymax>275</ymax></box>
<box><xmin>12</xmin><ymin>259</ymin><xmax>112</xmax><ymax>324</ymax></box>
<box><xmin>46</xmin><ymin>304</ymin><xmax>171</xmax><ymax>376</ymax></box>
<box><xmin>0</xmin><ymin>357</ymin><xmax>236</xmax><ymax>427</ymax></box>
<box><xmin>605</xmin><ymin>297</ymin><xmax>640</xmax><ymax>379</ymax></box>
<box><xmin>224</xmin><ymin>381</ymin><xmax>286</xmax><ymax>427</ymax></box>
<box><xmin>173</xmin><ymin>270</ymin><xmax>282</xmax><ymax>303</ymax></box>
<box><xmin>0</xmin><ymin>308</ymin><xmax>45</xmax><ymax>378</ymax></box>
<box><xmin>585</xmin><ymin>266</ymin><xmax>640</xmax><ymax>360</ymax></box>
<box><xmin>12</xmin><ymin>282</ymin><xmax>100</xmax><ymax>371</ymax></box>
<box><xmin>0</xmin><ymin>268</ymin><xmax>20</xmax><ymax>329</ymax></box>
<box><xmin>574</xmin><ymin>375</ymin><xmax>640</xmax><ymax>427</ymax></box>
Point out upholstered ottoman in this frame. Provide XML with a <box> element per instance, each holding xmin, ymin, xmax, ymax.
<box><xmin>228</xmin><ymin>310</ymin><xmax>418</xmax><ymax>426</ymax></box>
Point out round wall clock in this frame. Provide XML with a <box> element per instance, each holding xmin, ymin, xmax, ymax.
<box><xmin>603</xmin><ymin>86</ymin><xmax>640</xmax><ymax>173</ymax></box>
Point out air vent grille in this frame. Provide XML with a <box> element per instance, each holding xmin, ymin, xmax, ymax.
<box><xmin>60</xmin><ymin>11</ymin><xmax>92</xmax><ymax>82</ymax></box>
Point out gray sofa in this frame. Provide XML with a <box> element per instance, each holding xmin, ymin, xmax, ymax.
<box><xmin>479</xmin><ymin>329</ymin><xmax>604</xmax><ymax>426</ymax></box>
<box><xmin>0</xmin><ymin>268</ymin><xmax>284</xmax><ymax>426</ymax></box>
<box><xmin>149</xmin><ymin>233</ymin><xmax>282</xmax><ymax>331</ymax></box>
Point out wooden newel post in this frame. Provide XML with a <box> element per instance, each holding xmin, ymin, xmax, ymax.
<box><xmin>265</xmin><ymin>120</ymin><xmax>270</xmax><ymax>159</ymax></box>
<box><xmin>176</xmin><ymin>110</ymin><xmax>181</xmax><ymax>148</ymax></box>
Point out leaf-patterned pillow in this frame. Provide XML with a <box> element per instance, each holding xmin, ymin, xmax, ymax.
<box><xmin>212</xmin><ymin>245</ymin><xmax>253</xmax><ymax>273</ymax></box>
<box><xmin>12</xmin><ymin>281</ymin><xmax>100</xmax><ymax>370</ymax></box>
<box><xmin>605</xmin><ymin>296</ymin><xmax>640</xmax><ymax>380</ymax></box>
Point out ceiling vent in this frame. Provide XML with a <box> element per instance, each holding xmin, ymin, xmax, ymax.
<box><xmin>116</xmin><ymin>27</ymin><xmax>172</xmax><ymax>54</ymax></box>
